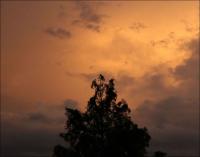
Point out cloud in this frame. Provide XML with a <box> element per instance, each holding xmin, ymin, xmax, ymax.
<box><xmin>115</xmin><ymin>73</ymin><xmax>135</xmax><ymax>92</ymax></box>
<box><xmin>65</xmin><ymin>71</ymin><xmax>112</xmax><ymax>82</ymax></box>
<box><xmin>57</xmin><ymin>5</ymin><xmax>68</xmax><ymax>18</ymax></box>
<box><xmin>124</xmin><ymin>69</ymin><xmax>175</xmax><ymax>106</ymax></box>
<box><xmin>78</xmin><ymin>3</ymin><xmax>103</xmax><ymax>24</ymax></box>
<box><xmin>150</xmin><ymin>32</ymin><xmax>176</xmax><ymax>48</ymax></box>
<box><xmin>79</xmin><ymin>73</ymin><xmax>98</xmax><ymax>81</ymax></box>
<box><xmin>130</xmin><ymin>35</ymin><xmax>199</xmax><ymax>107</ymax></box>
<box><xmin>25</xmin><ymin>99</ymin><xmax>80</xmax><ymax>124</ymax></box>
<box><xmin>129</xmin><ymin>22</ymin><xmax>147</xmax><ymax>32</ymax></box>
<box><xmin>150</xmin><ymin>125</ymin><xmax>199</xmax><ymax>156</ymax></box>
<box><xmin>86</xmin><ymin>23</ymin><xmax>100</xmax><ymax>32</ymax></box>
<box><xmin>179</xmin><ymin>35</ymin><xmax>199</xmax><ymax>55</ymax></box>
<box><xmin>69</xmin><ymin>72</ymin><xmax>135</xmax><ymax>92</ymax></box>
<box><xmin>173</xmin><ymin>36</ymin><xmax>199</xmax><ymax>80</ymax></box>
<box><xmin>65</xmin><ymin>71</ymin><xmax>96</xmax><ymax>81</ymax></box>
<box><xmin>142</xmin><ymin>73</ymin><xmax>166</xmax><ymax>91</ymax></box>
<box><xmin>180</xmin><ymin>19</ymin><xmax>198</xmax><ymax>33</ymax></box>
<box><xmin>135</xmin><ymin>95</ymin><xmax>199</xmax><ymax>156</ymax></box>
<box><xmin>45</xmin><ymin>27</ymin><xmax>71</xmax><ymax>39</ymax></box>
<box><xmin>150</xmin><ymin>39</ymin><xmax>169</xmax><ymax>48</ymax></box>
<box><xmin>1</xmin><ymin>121</ymin><xmax>64</xmax><ymax>157</ymax></box>
<box><xmin>72</xmin><ymin>2</ymin><xmax>106</xmax><ymax>32</ymax></box>
<box><xmin>132</xmin><ymin>35</ymin><xmax>199</xmax><ymax>156</ymax></box>
<box><xmin>135</xmin><ymin>96</ymin><xmax>198</xmax><ymax>129</ymax></box>
<box><xmin>1</xmin><ymin>98</ymin><xmax>80</xmax><ymax>157</ymax></box>
<box><xmin>27</xmin><ymin>113</ymin><xmax>50</xmax><ymax>123</ymax></box>
<box><xmin>64</xmin><ymin>99</ymin><xmax>78</xmax><ymax>109</ymax></box>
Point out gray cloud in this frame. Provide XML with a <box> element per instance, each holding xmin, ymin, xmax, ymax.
<box><xmin>64</xmin><ymin>99</ymin><xmax>78</xmax><ymax>109</ymax></box>
<box><xmin>174</xmin><ymin>36</ymin><xmax>199</xmax><ymax>80</ymax></box>
<box><xmin>1</xmin><ymin>98</ymin><xmax>80</xmax><ymax>157</ymax></box>
<box><xmin>129</xmin><ymin>22</ymin><xmax>147</xmax><ymax>32</ymax></box>
<box><xmin>150</xmin><ymin>39</ymin><xmax>169</xmax><ymax>48</ymax></box>
<box><xmin>45</xmin><ymin>27</ymin><xmax>71</xmax><ymax>39</ymax></box>
<box><xmin>25</xmin><ymin>99</ymin><xmax>80</xmax><ymax>124</ymax></box>
<box><xmin>150</xmin><ymin>126</ymin><xmax>199</xmax><ymax>156</ymax></box>
<box><xmin>57</xmin><ymin>5</ymin><xmax>68</xmax><ymax>18</ymax></box>
<box><xmin>135</xmin><ymin>96</ymin><xmax>198</xmax><ymax>129</ymax></box>
<box><xmin>86</xmin><ymin>23</ymin><xmax>100</xmax><ymax>32</ymax></box>
<box><xmin>115</xmin><ymin>73</ymin><xmax>135</xmax><ymax>91</ymax></box>
<box><xmin>142</xmin><ymin>73</ymin><xmax>166</xmax><ymax>91</ymax></box>
<box><xmin>72</xmin><ymin>2</ymin><xmax>106</xmax><ymax>32</ymax></box>
<box><xmin>28</xmin><ymin>113</ymin><xmax>50</xmax><ymax>123</ymax></box>
<box><xmin>135</xmin><ymin>96</ymin><xmax>199</xmax><ymax>156</ymax></box>
<box><xmin>133</xmin><ymin>35</ymin><xmax>199</xmax><ymax>156</ymax></box>
<box><xmin>180</xmin><ymin>19</ymin><xmax>198</xmax><ymax>33</ymax></box>
<box><xmin>79</xmin><ymin>3</ymin><xmax>103</xmax><ymax>24</ymax></box>
<box><xmin>150</xmin><ymin>32</ymin><xmax>176</xmax><ymax>48</ymax></box>
<box><xmin>1</xmin><ymin>121</ymin><xmax>64</xmax><ymax>157</ymax></box>
<box><xmin>65</xmin><ymin>71</ymin><xmax>95</xmax><ymax>81</ymax></box>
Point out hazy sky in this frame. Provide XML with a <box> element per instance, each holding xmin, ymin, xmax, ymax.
<box><xmin>1</xmin><ymin>1</ymin><xmax>199</xmax><ymax>157</ymax></box>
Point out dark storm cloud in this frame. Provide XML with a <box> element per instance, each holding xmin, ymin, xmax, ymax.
<box><xmin>28</xmin><ymin>113</ymin><xmax>50</xmax><ymax>123</ymax></box>
<box><xmin>129</xmin><ymin>22</ymin><xmax>147</xmax><ymax>32</ymax></box>
<box><xmin>135</xmin><ymin>96</ymin><xmax>199</xmax><ymax>156</ymax></box>
<box><xmin>72</xmin><ymin>2</ymin><xmax>106</xmax><ymax>32</ymax></box>
<box><xmin>127</xmin><ymin>70</ymin><xmax>174</xmax><ymax>101</ymax></box>
<box><xmin>174</xmin><ymin>36</ymin><xmax>199</xmax><ymax>80</ymax></box>
<box><xmin>64</xmin><ymin>99</ymin><xmax>78</xmax><ymax>109</ymax></box>
<box><xmin>26</xmin><ymin>113</ymin><xmax>64</xmax><ymax>125</ymax></box>
<box><xmin>150</xmin><ymin>125</ymin><xmax>199</xmax><ymax>156</ymax></box>
<box><xmin>1</xmin><ymin>121</ymin><xmax>64</xmax><ymax>157</ymax></box>
<box><xmin>1</xmin><ymin>98</ymin><xmax>79</xmax><ymax>157</ymax></box>
<box><xmin>45</xmin><ymin>27</ymin><xmax>71</xmax><ymax>39</ymax></box>
<box><xmin>135</xmin><ymin>96</ymin><xmax>198</xmax><ymax>129</ymax></box>
<box><xmin>116</xmin><ymin>73</ymin><xmax>135</xmax><ymax>91</ymax></box>
<box><xmin>134</xmin><ymin>35</ymin><xmax>199</xmax><ymax>156</ymax></box>
<box><xmin>143</xmin><ymin>72</ymin><xmax>166</xmax><ymax>91</ymax></box>
<box><xmin>26</xmin><ymin>99</ymin><xmax>79</xmax><ymax>124</ymax></box>
<box><xmin>3</xmin><ymin>100</ymin><xmax>66</xmax><ymax>126</ymax></box>
<box><xmin>186</xmin><ymin>36</ymin><xmax>199</xmax><ymax>53</ymax></box>
<box><xmin>1</xmin><ymin>94</ymin><xmax>29</xmax><ymax>112</ymax></box>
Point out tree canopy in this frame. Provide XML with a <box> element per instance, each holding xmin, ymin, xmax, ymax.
<box><xmin>53</xmin><ymin>74</ymin><xmax>165</xmax><ymax>157</ymax></box>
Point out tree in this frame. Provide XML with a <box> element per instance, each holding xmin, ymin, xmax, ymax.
<box><xmin>53</xmin><ymin>74</ymin><xmax>151</xmax><ymax>157</ymax></box>
<box><xmin>154</xmin><ymin>151</ymin><xmax>167</xmax><ymax>157</ymax></box>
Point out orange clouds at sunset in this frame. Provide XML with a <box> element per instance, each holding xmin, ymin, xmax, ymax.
<box><xmin>1</xmin><ymin>1</ymin><xmax>199</xmax><ymax>157</ymax></box>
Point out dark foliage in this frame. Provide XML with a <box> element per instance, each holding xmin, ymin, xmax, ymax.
<box><xmin>154</xmin><ymin>151</ymin><xmax>167</xmax><ymax>157</ymax></box>
<box><xmin>53</xmin><ymin>74</ymin><xmax>154</xmax><ymax>157</ymax></box>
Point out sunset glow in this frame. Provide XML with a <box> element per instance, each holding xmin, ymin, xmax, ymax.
<box><xmin>1</xmin><ymin>1</ymin><xmax>199</xmax><ymax>157</ymax></box>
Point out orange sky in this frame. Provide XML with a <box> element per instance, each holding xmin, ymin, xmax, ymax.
<box><xmin>1</xmin><ymin>1</ymin><xmax>199</xmax><ymax>157</ymax></box>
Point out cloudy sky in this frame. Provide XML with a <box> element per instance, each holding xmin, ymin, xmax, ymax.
<box><xmin>1</xmin><ymin>1</ymin><xmax>199</xmax><ymax>157</ymax></box>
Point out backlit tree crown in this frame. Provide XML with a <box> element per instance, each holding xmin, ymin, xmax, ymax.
<box><xmin>53</xmin><ymin>74</ymin><xmax>152</xmax><ymax>157</ymax></box>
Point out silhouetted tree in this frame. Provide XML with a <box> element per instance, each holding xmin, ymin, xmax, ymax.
<box><xmin>53</xmin><ymin>74</ymin><xmax>152</xmax><ymax>157</ymax></box>
<box><xmin>154</xmin><ymin>151</ymin><xmax>167</xmax><ymax>157</ymax></box>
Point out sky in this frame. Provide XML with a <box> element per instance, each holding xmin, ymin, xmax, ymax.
<box><xmin>1</xmin><ymin>1</ymin><xmax>199</xmax><ymax>157</ymax></box>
